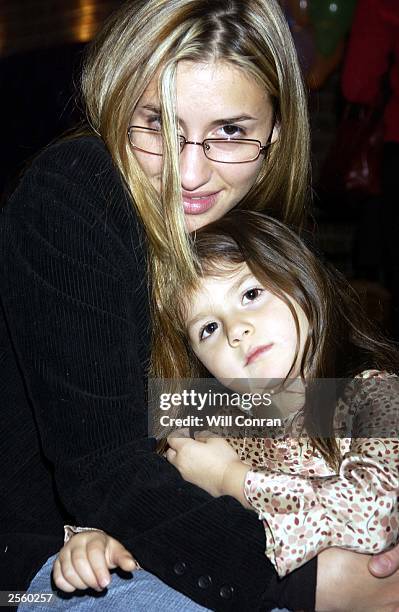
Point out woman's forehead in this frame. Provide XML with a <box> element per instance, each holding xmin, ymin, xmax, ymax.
<box><xmin>136</xmin><ymin>60</ymin><xmax>272</xmax><ymax>125</ymax></box>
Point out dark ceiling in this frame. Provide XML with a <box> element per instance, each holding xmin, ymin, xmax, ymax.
<box><xmin>0</xmin><ymin>0</ymin><xmax>121</xmax><ymax>57</ymax></box>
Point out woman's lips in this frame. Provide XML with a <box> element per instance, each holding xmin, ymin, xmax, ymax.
<box><xmin>245</xmin><ymin>344</ymin><xmax>273</xmax><ymax>366</ymax></box>
<box><xmin>182</xmin><ymin>191</ymin><xmax>221</xmax><ymax>215</ymax></box>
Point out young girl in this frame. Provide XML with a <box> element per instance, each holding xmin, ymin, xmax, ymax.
<box><xmin>54</xmin><ymin>210</ymin><xmax>399</xmax><ymax>588</ymax></box>
<box><xmin>165</xmin><ymin>209</ymin><xmax>399</xmax><ymax>577</ymax></box>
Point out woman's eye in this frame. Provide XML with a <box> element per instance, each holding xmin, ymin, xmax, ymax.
<box><xmin>219</xmin><ymin>124</ymin><xmax>245</xmax><ymax>138</ymax></box>
<box><xmin>199</xmin><ymin>321</ymin><xmax>219</xmax><ymax>341</ymax></box>
<box><xmin>147</xmin><ymin>115</ymin><xmax>162</xmax><ymax>130</ymax></box>
<box><xmin>242</xmin><ymin>288</ymin><xmax>263</xmax><ymax>304</ymax></box>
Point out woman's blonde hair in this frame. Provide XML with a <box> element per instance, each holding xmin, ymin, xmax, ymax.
<box><xmin>81</xmin><ymin>0</ymin><xmax>310</xmax><ymax>377</ymax></box>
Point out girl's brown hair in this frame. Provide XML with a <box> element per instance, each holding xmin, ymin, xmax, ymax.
<box><xmin>156</xmin><ymin>210</ymin><xmax>399</xmax><ymax>467</ymax></box>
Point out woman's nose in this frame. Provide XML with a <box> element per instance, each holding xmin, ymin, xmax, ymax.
<box><xmin>227</xmin><ymin>322</ymin><xmax>252</xmax><ymax>347</ymax></box>
<box><xmin>180</xmin><ymin>143</ymin><xmax>212</xmax><ymax>191</ymax></box>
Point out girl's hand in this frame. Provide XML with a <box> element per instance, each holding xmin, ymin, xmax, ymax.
<box><xmin>53</xmin><ymin>531</ymin><xmax>138</xmax><ymax>592</ymax></box>
<box><xmin>166</xmin><ymin>433</ymin><xmax>245</xmax><ymax>498</ymax></box>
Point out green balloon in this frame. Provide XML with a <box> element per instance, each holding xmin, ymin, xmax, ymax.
<box><xmin>309</xmin><ymin>0</ymin><xmax>357</xmax><ymax>56</ymax></box>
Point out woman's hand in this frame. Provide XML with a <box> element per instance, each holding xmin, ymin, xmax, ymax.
<box><xmin>316</xmin><ymin>547</ymin><xmax>399</xmax><ymax>612</ymax></box>
<box><xmin>369</xmin><ymin>542</ymin><xmax>399</xmax><ymax>578</ymax></box>
<box><xmin>166</xmin><ymin>433</ymin><xmax>246</xmax><ymax>499</ymax></box>
<box><xmin>53</xmin><ymin>531</ymin><xmax>138</xmax><ymax>592</ymax></box>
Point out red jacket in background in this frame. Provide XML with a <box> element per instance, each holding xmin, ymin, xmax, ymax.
<box><xmin>342</xmin><ymin>0</ymin><xmax>399</xmax><ymax>142</ymax></box>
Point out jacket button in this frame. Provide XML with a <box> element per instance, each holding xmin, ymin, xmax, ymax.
<box><xmin>219</xmin><ymin>585</ymin><xmax>234</xmax><ymax>599</ymax></box>
<box><xmin>197</xmin><ymin>575</ymin><xmax>212</xmax><ymax>589</ymax></box>
<box><xmin>173</xmin><ymin>562</ymin><xmax>187</xmax><ymax>576</ymax></box>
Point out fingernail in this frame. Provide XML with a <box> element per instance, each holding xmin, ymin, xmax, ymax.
<box><xmin>99</xmin><ymin>577</ymin><xmax>110</xmax><ymax>589</ymax></box>
<box><xmin>371</xmin><ymin>556</ymin><xmax>391</xmax><ymax>574</ymax></box>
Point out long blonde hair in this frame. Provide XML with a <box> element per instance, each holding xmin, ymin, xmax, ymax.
<box><xmin>81</xmin><ymin>0</ymin><xmax>310</xmax><ymax>377</ymax></box>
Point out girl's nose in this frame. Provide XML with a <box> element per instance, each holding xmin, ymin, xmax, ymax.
<box><xmin>227</xmin><ymin>322</ymin><xmax>253</xmax><ymax>348</ymax></box>
<box><xmin>180</xmin><ymin>143</ymin><xmax>212</xmax><ymax>192</ymax></box>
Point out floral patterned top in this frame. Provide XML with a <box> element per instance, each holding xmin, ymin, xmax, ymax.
<box><xmin>226</xmin><ymin>371</ymin><xmax>399</xmax><ymax>577</ymax></box>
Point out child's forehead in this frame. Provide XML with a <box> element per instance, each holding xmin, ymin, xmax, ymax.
<box><xmin>184</xmin><ymin>262</ymin><xmax>257</xmax><ymax>319</ymax></box>
<box><xmin>198</xmin><ymin>261</ymin><xmax>253</xmax><ymax>290</ymax></box>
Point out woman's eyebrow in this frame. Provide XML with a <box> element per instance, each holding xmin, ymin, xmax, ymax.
<box><xmin>137</xmin><ymin>107</ymin><xmax>256</xmax><ymax>125</ymax></box>
<box><xmin>181</xmin><ymin>115</ymin><xmax>257</xmax><ymax>130</ymax></box>
<box><xmin>138</xmin><ymin>104</ymin><xmax>161</xmax><ymax>113</ymax></box>
<box><xmin>209</xmin><ymin>115</ymin><xmax>256</xmax><ymax>126</ymax></box>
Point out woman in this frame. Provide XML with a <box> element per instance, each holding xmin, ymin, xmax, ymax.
<box><xmin>0</xmin><ymin>0</ymin><xmax>398</xmax><ymax>609</ymax></box>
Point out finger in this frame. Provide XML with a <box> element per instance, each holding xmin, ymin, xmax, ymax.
<box><xmin>167</xmin><ymin>436</ymin><xmax>193</xmax><ymax>451</ymax></box>
<box><xmin>119</xmin><ymin>553</ymin><xmax>141</xmax><ymax>572</ymax></box>
<box><xmin>86</xmin><ymin>543</ymin><xmax>112</xmax><ymax>589</ymax></box>
<box><xmin>171</xmin><ymin>427</ymin><xmax>190</xmax><ymax>438</ymax></box>
<box><xmin>70</xmin><ymin>547</ymin><xmax>101</xmax><ymax>591</ymax></box>
<box><xmin>53</xmin><ymin>557</ymin><xmax>76</xmax><ymax>593</ymax></box>
<box><xmin>165</xmin><ymin>448</ymin><xmax>177</xmax><ymax>463</ymax></box>
<box><xmin>118</xmin><ymin>553</ymin><xmax>138</xmax><ymax>572</ymax></box>
<box><xmin>59</xmin><ymin>551</ymin><xmax>88</xmax><ymax>591</ymax></box>
<box><xmin>368</xmin><ymin>545</ymin><xmax>399</xmax><ymax>577</ymax></box>
<box><xmin>194</xmin><ymin>430</ymin><xmax>218</xmax><ymax>441</ymax></box>
<box><xmin>107</xmin><ymin>539</ymin><xmax>137</xmax><ymax>572</ymax></box>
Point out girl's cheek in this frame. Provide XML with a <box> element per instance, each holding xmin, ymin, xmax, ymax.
<box><xmin>196</xmin><ymin>348</ymin><xmax>213</xmax><ymax>372</ymax></box>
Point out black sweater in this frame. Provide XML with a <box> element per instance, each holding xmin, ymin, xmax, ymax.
<box><xmin>0</xmin><ymin>136</ymin><xmax>316</xmax><ymax>610</ymax></box>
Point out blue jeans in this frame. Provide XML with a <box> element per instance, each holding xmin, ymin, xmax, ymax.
<box><xmin>22</xmin><ymin>554</ymin><xmax>209</xmax><ymax>611</ymax></box>
<box><xmin>23</xmin><ymin>553</ymin><xmax>289</xmax><ymax>611</ymax></box>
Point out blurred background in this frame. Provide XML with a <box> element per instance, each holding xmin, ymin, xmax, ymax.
<box><xmin>1</xmin><ymin>0</ymin><xmax>398</xmax><ymax>338</ymax></box>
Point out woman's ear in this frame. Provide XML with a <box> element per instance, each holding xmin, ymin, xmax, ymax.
<box><xmin>270</xmin><ymin>120</ymin><xmax>280</xmax><ymax>144</ymax></box>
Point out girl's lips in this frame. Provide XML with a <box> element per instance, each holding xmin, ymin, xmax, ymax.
<box><xmin>245</xmin><ymin>344</ymin><xmax>273</xmax><ymax>366</ymax></box>
<box><xmin>182</xmin><ymin>191</ymin><xmax>221</xmax><ymax>215</ymax></box>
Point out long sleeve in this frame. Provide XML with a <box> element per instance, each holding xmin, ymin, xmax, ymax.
<box><xmin>243</xmin><ymin>374</ymin><xmax>399</xmax><ymax>577</ymax></box>
<box><xmin>0</xmin><ymin>136</ymin><xmax>317</xmax><ymax>609</ymax></box>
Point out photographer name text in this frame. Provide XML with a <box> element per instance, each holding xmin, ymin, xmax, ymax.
<box><xmin>160</xmin><ymin>414</ymin><xmax>282</xmax><ymax>428</ymax></box>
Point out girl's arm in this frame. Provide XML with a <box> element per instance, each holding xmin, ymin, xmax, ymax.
<box><xmin>240</xmin><ymin>374</ymin><xmax>399</xmax><ymax>576</ymax></box>
<box><xmin>168</xmin><ymin>375</ymin><xmax>399</xmax><ymax>578</ymax></box>
<box><xmin>241</xmin><ymin>436</ymin><xmax>398</xmax><ymax>576</ymax></box>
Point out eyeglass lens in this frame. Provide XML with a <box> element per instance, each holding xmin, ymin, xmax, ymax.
<box><xmin>128</xmin><ymin>128</ymin><xmax>262</xmax><ymax>163</ymax></box>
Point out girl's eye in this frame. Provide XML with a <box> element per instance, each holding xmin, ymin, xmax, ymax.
<box><xmin>218</xmin><ymin>124</ymin><xmax>245</xmax><ymax>138</ymax></box>
<box><xmin>242</xmin><ymin>288</ymin><xmax>263</xmax><ymax>304</ymax></box>
<box><xmin>199</xmin><ymin>321</ymin><xmax>219</xmax><ymax>341</ymax></box>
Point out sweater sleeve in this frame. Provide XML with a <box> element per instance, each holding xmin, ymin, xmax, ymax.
<box><xmin>244</xmin><ymin>375</ymin><xmax>399</xmax><ymax>577</ymax></box>
<box><xmin>0</xmin><ymin>137</ymin><xmax>316</xmax><ymax>611</ymax></box>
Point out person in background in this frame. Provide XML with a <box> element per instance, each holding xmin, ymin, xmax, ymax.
<box><xmin>342</xmin><ymin>0</ymin><xmax>399</xmax><ymax>339</ymax></box>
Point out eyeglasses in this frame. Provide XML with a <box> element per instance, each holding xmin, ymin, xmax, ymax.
<box><xmin>127</xmin><ymin>122</ymin><xmax>274</xmax><ymax>164</ymax></box>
